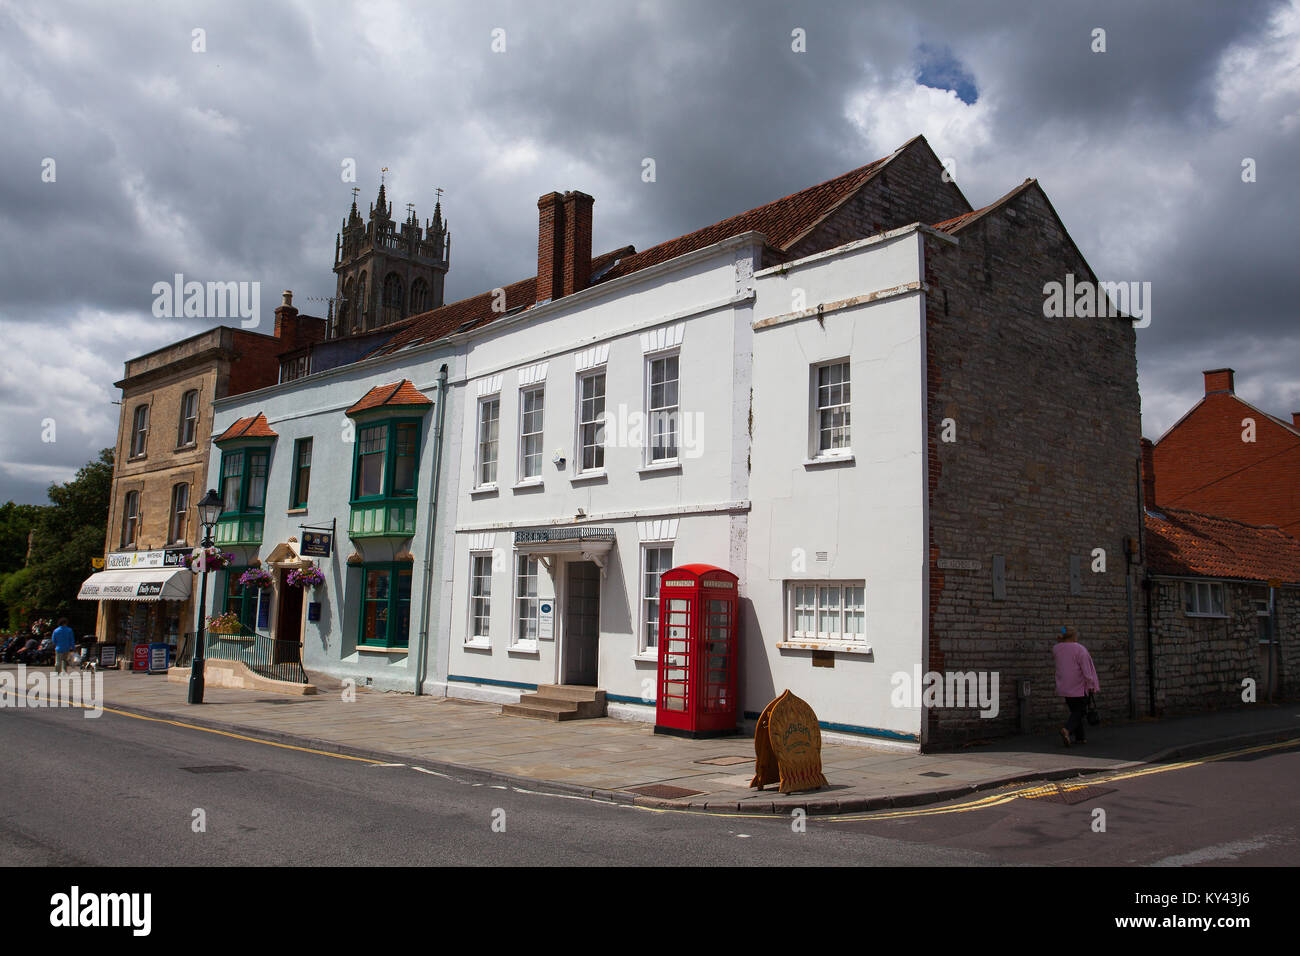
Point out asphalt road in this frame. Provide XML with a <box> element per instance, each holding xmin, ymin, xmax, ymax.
<box><xmin>1</xmin><ymin>706</ymin><xmax>1297</xmax><ymax>867</ymax></box>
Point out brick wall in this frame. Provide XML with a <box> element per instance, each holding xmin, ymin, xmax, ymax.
<box><xmin>1153</xmin><ymin>392</ymin><xmax>1300</xmax><ymax>538</ymax></box>
<box><xmin>227</xmin><ymin>329</ymin><xmax>285</xmax><ymax>397</ymax></box>
<box><xmin>787</xmin><ymin>138</ymin><xmax>971</xmax><ymax>260</ymax></box>
<box><xmin>921</xmin><ymin>183</ymin><xmax>1145</xmax><ymax>746</ymax></box>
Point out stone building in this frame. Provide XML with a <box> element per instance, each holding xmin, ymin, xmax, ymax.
<box><xmin>327</xmin><ymin>183</ymin><xmax>450</xmax><ymax>339</ymax></box>
<box><xmin>1151</xmin><ymin>368</ymin><xmax>1300</xmax><ymax>538</ymax></box>
<box><xmin>82</xmin><ymin>298</ymin><xmax>322</xmax><ymax>651</ymax></box>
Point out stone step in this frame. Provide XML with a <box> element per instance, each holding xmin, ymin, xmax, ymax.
<box><xmin>501</xmin><ymin>699</ymin><xmax>582</xmax><ymax>721</ymax></box>
<box><xmin>535</xmin><ymin>684</ymin><xmax>606</xmax><ymax>703</ymax></box>
<box><xmin>501</xmin><ymin>685</ymin><xmax>608</xmax><ymax>721</ymax></box>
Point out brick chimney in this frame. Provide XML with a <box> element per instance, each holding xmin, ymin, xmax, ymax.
<box><xmin>1203</xmin><ymin>368</ymin><xmax>1235</xmax><ymax>395</ymax></box>
<box><xmin>1292</xmin><ymin>412</ymin><xmax>1300</xmax><ymax>429</ymax></box>
<box><xmin>536</xmin><ymin>192</ymin><xmax>565</xmax><ymax>303</ymax></box>
<box><xmin>1140</xmin><ymin>438</ymin><xmax>1157</xmax><ymax>510</ymax></box>
<box><xmin>562</xmin><ymin>190</ymin><xmax>594</xmax><ymax>297</ymax></box>
<box><xmin>273</xmin><ymin>290</ymin><xmax>301</xmax><ymax>347</ymax></box>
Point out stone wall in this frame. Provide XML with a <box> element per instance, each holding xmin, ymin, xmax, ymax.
<box><xmin>921</xmin><ymin>183</ymin><xmax>1145</xmax><ymax>746</ymax></box>
<box><xmin>1148</xmin><ymin>577</ymin><xmax>1297</xmax><ymax>712</ymax></box>
<box><xmin>787</xmin><ymin>137</ymin><xmax>971</xmax><ymax>260</ymax></box>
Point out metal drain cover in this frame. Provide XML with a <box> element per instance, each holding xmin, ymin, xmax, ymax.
<box><xmin>918</xmin><ymin>771</ymin><xmax>950</xmax><ymax>778</ymax></box>
<box><xmin>694</xmin><ymin>755</ymin><xmax>752</xmax><ymax>766</ymax></box>
<box><xmin>626</xmin><ymin>783</ymin><xmax>706</xmax><ymax>799</ymax></box>
<box><xmin>182</xmin><ymin>765</ymin><xmax>248</xmax><ymax>774</ymax></box>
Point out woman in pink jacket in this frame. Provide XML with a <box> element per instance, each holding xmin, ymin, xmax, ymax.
<box><xmin>1053</xmin><ymin>625</ymin><xmax>1100</xmax><ymax>746</ymax></box>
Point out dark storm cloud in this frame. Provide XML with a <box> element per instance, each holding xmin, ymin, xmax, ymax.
<box><xmin>1</xmin><ymin>0</ymin><xmax>1297</xmax><ymax>504</ymax></box>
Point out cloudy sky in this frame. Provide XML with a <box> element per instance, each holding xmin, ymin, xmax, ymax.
<box><xmin>1</xmin><ymin>0</ymin><xmax>1297</xmax><ymax>505</ymax></box>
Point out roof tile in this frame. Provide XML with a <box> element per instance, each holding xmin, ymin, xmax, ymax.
<box><xmin>345</xmin><ymin>379</ymin><xmax>433</xmax><ymax>416</ymax></box>
<box><xmin>1145</xmin><ymin>507</ymin><xmax>1300</xmax><ymax>584</ymax></box>
<box><xmin>214</xmin><ymin>413</ymin><xmax>277</xmax><ymax>443</ymax></box>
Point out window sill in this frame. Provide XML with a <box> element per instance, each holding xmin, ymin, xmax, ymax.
<box><xmin>637</xmin><ymin>462</ymin><xmax>681</xmax><ymax>475</ymax></box>
<box><xmin>358</xmin><ymin>644</ymin><xmax>408</xmax><ymax>654</ymax></box>
<box><xmin>777</xmin><ymin>640</ymin><xmax>872</xmax><ymax>655</ymax></box>
<box><xmin>287</xmin><ymin>507</ymin><xmax>308</xmax><ymax>515</ymax></box>
<box><xmin>512</xmin><ymin>479</ymin><xmax>544</xmax><ymax>491</ymax></box>
<box><xmin>803</xmin><ymin>454</ymin><xmax>855</xmax><ymax>469</ymax></box>
<box><xmin>507</xmin><ymin>643</ymin><xmax>540</xmax><ymax>656</ymax></box>
<box><xmin>469</xmin><ymin>485</ymin><xmax>499</xmax><ymax>499</ymax></box>
<box><xmin>1184</xmin><ymin>612</ymin><xmax>1229</xmax><ymax>619</ymax></box>
<box><xmin>570</xmin><ymin>470</ymin><xmax>607</xmax><ymax>485</ymax></box>
<box><xmin>633</xmin><ymin>652</ymin><xmax>659</xmax><ymax>664</ymax></box>
<box><xmin>174</xmin><ymin>443</ymin><xmax>198</xmax><ymax>452</ymax></box>
<box><xmin>464</xmin><ymin>640</ymin><xmax>492</xmax><ymax>651</ymax></box>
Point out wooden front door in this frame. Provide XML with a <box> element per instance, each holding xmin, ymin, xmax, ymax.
<box><xmin>275</xmin><ymin>571</ymin><xmax>303</xmax><ymax>664</ymax></box>
<box><xmin>562</xmin><ymin>560</ymin><xmax>600</xmax><ymax>685</ymax></box>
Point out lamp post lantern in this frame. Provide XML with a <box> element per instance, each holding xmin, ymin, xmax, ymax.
<box><xmin>187</xmin><ymin>488</ymin><xmax>224</xmax><ymax>705</ymax></box>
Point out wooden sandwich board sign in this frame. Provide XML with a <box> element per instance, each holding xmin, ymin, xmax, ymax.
<box><xmin>750</xmin><ymin>689</ymin><xmax>829</xmax><ymax>794</ymax></box>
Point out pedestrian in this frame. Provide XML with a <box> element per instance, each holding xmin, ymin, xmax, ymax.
<box><xmin>52</xmin><ymin>618</ymin><xmax>76</xmax><ymax>674</ymax></box>
<box><xmin>1053</xmin><ymin>625</ymin><xmax>1099</xmax><ymax>746</ymax></box>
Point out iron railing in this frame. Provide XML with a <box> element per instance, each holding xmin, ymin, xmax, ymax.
<box><xmin>203</xmin><ymin>630</ymin><xmax>308</xmax><ymax>685</ymax></box>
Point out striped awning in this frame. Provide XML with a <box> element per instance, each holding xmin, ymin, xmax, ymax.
<box><xmin>77</xmin><ymin>568</ymin><xmax>193</xmax><ymax>602</ymax></box>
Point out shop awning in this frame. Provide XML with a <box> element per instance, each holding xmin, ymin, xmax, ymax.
<box><xmin>77</xmin><ymin>568</ymin><xmax>193</xmax><ymax>602</ymax></box>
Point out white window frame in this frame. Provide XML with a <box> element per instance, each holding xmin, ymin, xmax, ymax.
<box><xmin>468</xmin><ymin>551</ymin><xmax>494</xmax><ymax>644</ymax></box>
<box><xmin>517</xmin><ymin>385</ymin><xmax>545</xmax><ymax>482</ymax></box>
<box><xmin>810</xmin><ymin>360</ymin><xmax>851</xmax><ymax>458</ymax></box>
<box><xmin>476</xmin><ymin>395</ymin><xmax>500</xmax><ymax>488</ymax></box>
<box><xmin>512</xmin><ymin>553</ymin><xmax>541</xmax><ymax>650</ymax></box>
<box><xmin>1183</xmin><ymin>580</ymin><xmax>1227</xmax><ymax>618</ymax></box>
<box><xmin>788</xmin><ymin>580</ymin><xmax>866</xmax><ymax>643</ymax></box>
<box><xmin>645</xmin><ymin>351</ymin><xmax>680</xmax><ymax>465</ymax></box>
<box><xmin>576</xmin><ymin>370</ymin><xmax>606</xmax><ymax>474</ymax></box>
<box><xmin>640</xmin><ymin>544</ymin><xmax>674</xmax><ymax>655</ymax></box>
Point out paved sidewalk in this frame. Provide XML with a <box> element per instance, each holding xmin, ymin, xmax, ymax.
<box><xmin>10</xmin><ymin>665</ymin><xmax>1299</xmax><ymax>814</ymax></box>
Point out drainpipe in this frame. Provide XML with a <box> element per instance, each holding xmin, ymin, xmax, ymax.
<box><xmin>1143</xmin><ymin>573</ymin><xmax>1156</xmax><ymax>715</ymax></box>
<box><xmin>414</xmin><ymin>363</ymin><xmax>450</xmax><ymax>696</ymax></box>
<box><xmin>1124</xmin><ymin>538</ymin><xmax>1137</xmax><ymax>719</ymax></box>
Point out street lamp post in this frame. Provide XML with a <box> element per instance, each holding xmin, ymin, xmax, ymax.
<box><xmin>187</xmin><ymin>488</ymin><xmax>224</xmax><ymax>705</ymax></box>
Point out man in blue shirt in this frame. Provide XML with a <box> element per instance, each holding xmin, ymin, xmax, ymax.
<box><xmin>52</xmin><ymin>618</ymin><xmax>75</xmax><ymax>673</ymax></box>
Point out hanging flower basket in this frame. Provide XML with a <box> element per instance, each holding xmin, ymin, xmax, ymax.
<box><xmin>31</xmin><ymin>618</ymin><xmax>53</xmax><ymax>636</ymax></box>
<box><xmin>185</xmin><ymin>546</ymin><xmax>234</xmax><ymax>572</ymax></box>
<box><xmin>286</xmin><ymin>565</ymin><xmax>325</xmax><ymax>589</ymax></box>
<box><xmin>238</xmin><ymin>567</ymin><xmax>274</xmax><ymax>590</ymax></box>
<box><xmin>206</xmin><ymin>611</ymin><xmax>243</xmax><ymax>634</ymax></box>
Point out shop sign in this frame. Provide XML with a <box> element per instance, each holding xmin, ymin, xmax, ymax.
<box><xmin>147</xmin><ymin>643</ymin><xmax>169</xmax><ymax>674</ymax></box>
<box><xmin>132</xmin><ymin>645</ymin><xmax>149</xmax><ymax>671</ymax></box>
<box><xmin>538</xmin><ymin>601</ymin><xmax>555</xmax><ymax>640</ymax></box>
<box><xmin>136</xmin><ymin>582</ymin><xmax>164</xmax><ymax>597</ymax></box>
<box><xmin>106</xmin><ymin>548</ymin><xmax>190</xmax><ymax>570</ymax></box>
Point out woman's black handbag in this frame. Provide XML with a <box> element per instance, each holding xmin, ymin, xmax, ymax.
<box><xmin>1086</xmin><ymin>692</ymin><xmax>1101</xmax><ymax>726</ymax></box>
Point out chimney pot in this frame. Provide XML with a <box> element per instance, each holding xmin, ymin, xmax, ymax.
<box><xmin>1202</xmin><ymin>368</ymin><xmax>1235</xmax><ymax>395</ymax></box>
<box><xmin>282</xmin><ymin>290</ymin><xmax>293</xmax><ymax>308</ymax></box>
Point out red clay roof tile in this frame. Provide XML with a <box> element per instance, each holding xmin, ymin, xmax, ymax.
<box><xmin>1145</xmin><ymin>507</ymin><xmax>1300</xmax><ymax>584</ymax></box>
<box><xmin>346</xmin><ymin>379</ymin><xmax>433</xmax><ymax>416</ymax></box>
<box><xmin>214</xmin><ymin>413</ymin><xmax>277</xmax><ymax>443</ymax></box>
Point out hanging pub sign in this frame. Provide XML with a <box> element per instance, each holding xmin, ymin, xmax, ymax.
<box><xmin>301</xmin><ymin>531</ymin><xmax>333</xmax><ymax>558</ymax></box>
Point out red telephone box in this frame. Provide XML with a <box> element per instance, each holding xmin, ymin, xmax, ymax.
<box><xmin>654</xmin><ymin>564</ymin><xmax>740</xmax><ymax>738</ymax></box>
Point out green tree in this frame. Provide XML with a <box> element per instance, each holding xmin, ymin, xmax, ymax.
<box><xmin>21</xmin><ymin>449</ymin><xmax>114</xmax><ymax>634</ymax></box>
<box><xmin>0</xmin><ymin>501</ymin><xmax>46</xmax><ymax>627</ymax></box>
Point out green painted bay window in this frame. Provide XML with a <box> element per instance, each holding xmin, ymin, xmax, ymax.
<box><xmin>359</xmin><ymin>564</ymin><xmax>412</xmax><ymax>648</ymax></box>
<box><xmin>219</xmin><ymin>447</ymin><xmax>270</xmax><ymax>515</ymax></box>
<box><xmin>348</xmin><ymin>417</ymin><xmax>422</xmax><ymax>538</ymax></box>
<box><xmin>221</xmin><ymin>568</ymin><xmax>262</xmax><ymax>633</ymax></box>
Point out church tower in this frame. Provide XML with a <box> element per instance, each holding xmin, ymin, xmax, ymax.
<box><xmin>328</xmin><ymin>178</ymin><xmax>450</xmax><ymax>339</ymax></box>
